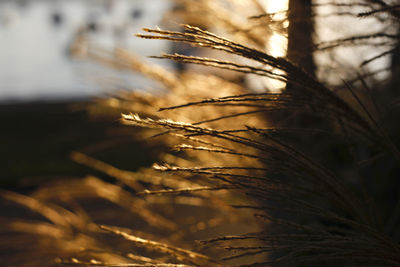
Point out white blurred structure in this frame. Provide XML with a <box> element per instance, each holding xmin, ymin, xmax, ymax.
<box><xmin>0</xmin><ymin>0</ymin><xmax>172</xmax><ymax>101</ymax></box>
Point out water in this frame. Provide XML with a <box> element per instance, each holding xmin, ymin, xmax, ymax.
<box><xmin>0</xmin><ymin>0</ymin><xmax>172</xmax><ymax>102</ymax></box>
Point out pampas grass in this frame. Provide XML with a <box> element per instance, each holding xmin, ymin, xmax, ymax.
<box><xmin>2</xmin><ymin>0</ymin><xmax>400</xmax><ymax>266</ymax></box>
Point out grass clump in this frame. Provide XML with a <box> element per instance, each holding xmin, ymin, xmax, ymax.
<box><xmin>2</xmin><ymin>0</ymin><xmax>400</xmax><ymax>266</ymax></box>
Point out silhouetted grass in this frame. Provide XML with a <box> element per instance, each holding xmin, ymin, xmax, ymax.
<box><xmin>2</xmin><ymin>1</ymin><xmax>400</xmax><ymax>266</ymax></box>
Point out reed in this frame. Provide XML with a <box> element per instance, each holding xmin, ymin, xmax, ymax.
<box><xmin>2</xmin><ymin>0</ymin><xmax>400</xmax><ymax>266</ymax></box>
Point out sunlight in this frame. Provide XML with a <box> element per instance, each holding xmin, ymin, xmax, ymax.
<box><xmin>269</xmin><ymin>32</ymin><xmax>287</xmax><ymax>58</ymax></box>
<box><xmin>265</xmin><ymin>0</ymin><xmax>288</xmax><ymax>18</ymax></box>
<box><xmin>265</xmin><ymin>0</ymin><xmax>288</xmax><ymax>56</ymax></box>
<box><xmin>263</xmin><ymin>0</ymin><xmax>289</xmax><ymax>92</ymax></box>
<box><xmin>265</xmin><ymin>0</ymin><xmax>289</xmax><ymax>56</ymax></box>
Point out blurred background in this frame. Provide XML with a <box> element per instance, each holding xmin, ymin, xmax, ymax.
<box><xmin>0</xmin><ymin>0</ymin><xmax>175</xmax><ymax>189</ymax></box>
<box><xmin>0</xmin><ymin>0</ymin><xmax>391</xmax><ymax>188</ymax></box>
<box><xmin>0</xmin><ymin>0</ymin><xmax>173</xmax><ymax>101</ymax></box>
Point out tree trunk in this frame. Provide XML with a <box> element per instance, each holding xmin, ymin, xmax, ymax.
<box><xmin>287</xmin><ymin>0</ymin><xmax>315</xmax><ymax>77</ymax></box>
<box><xmin>390</xmin><ymin>34</ymin><xmax>400</xmax><ymax>96</ymax></box>
<box><xmin>279</xmin><ymin>0</ymin><xmax>321</xmax><ymax>134</ymax></box>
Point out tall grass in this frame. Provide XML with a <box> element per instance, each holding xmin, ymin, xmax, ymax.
<box><xmin>2</xmin><ymin>0</ymin><xmax>400</xmax><ymax>266</ymax></box>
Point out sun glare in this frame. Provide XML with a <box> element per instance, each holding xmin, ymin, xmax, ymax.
<box><xmin>264</xmin><ymin>0</ymin><xmax>288</xmax><ymax>57</ymax></box>
<box><xmin>264</xmin><ymin>0</ymin><xmax>289</xmax><ymax>92</ymax></box>
<box><xmin>265</xmin><ymin>0</ymin><xmax>288</xmax><ymax>15</ymax></box>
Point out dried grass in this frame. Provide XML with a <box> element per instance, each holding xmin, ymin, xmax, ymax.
<box><xmin>2</xmin><ymin>0</ymin><xmax>400</xmax><ymax>266</ymax></box>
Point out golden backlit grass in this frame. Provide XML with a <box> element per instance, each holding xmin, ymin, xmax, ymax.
<box><xmin>2</xmin><ymin>0</ymin><xmax>400</xmax><ymax>266</ymax></box>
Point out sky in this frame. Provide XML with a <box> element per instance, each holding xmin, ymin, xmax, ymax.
<box><xmin>0</xmin><ymin>0</ymin><xmax>171</xmax><ymax>101</ymax></box>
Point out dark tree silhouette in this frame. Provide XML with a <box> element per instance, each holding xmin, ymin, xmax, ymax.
<box><xmin>287</xmin><ymin>0</ymin><xmax>315</xmax><ymax>76</ymax></box>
